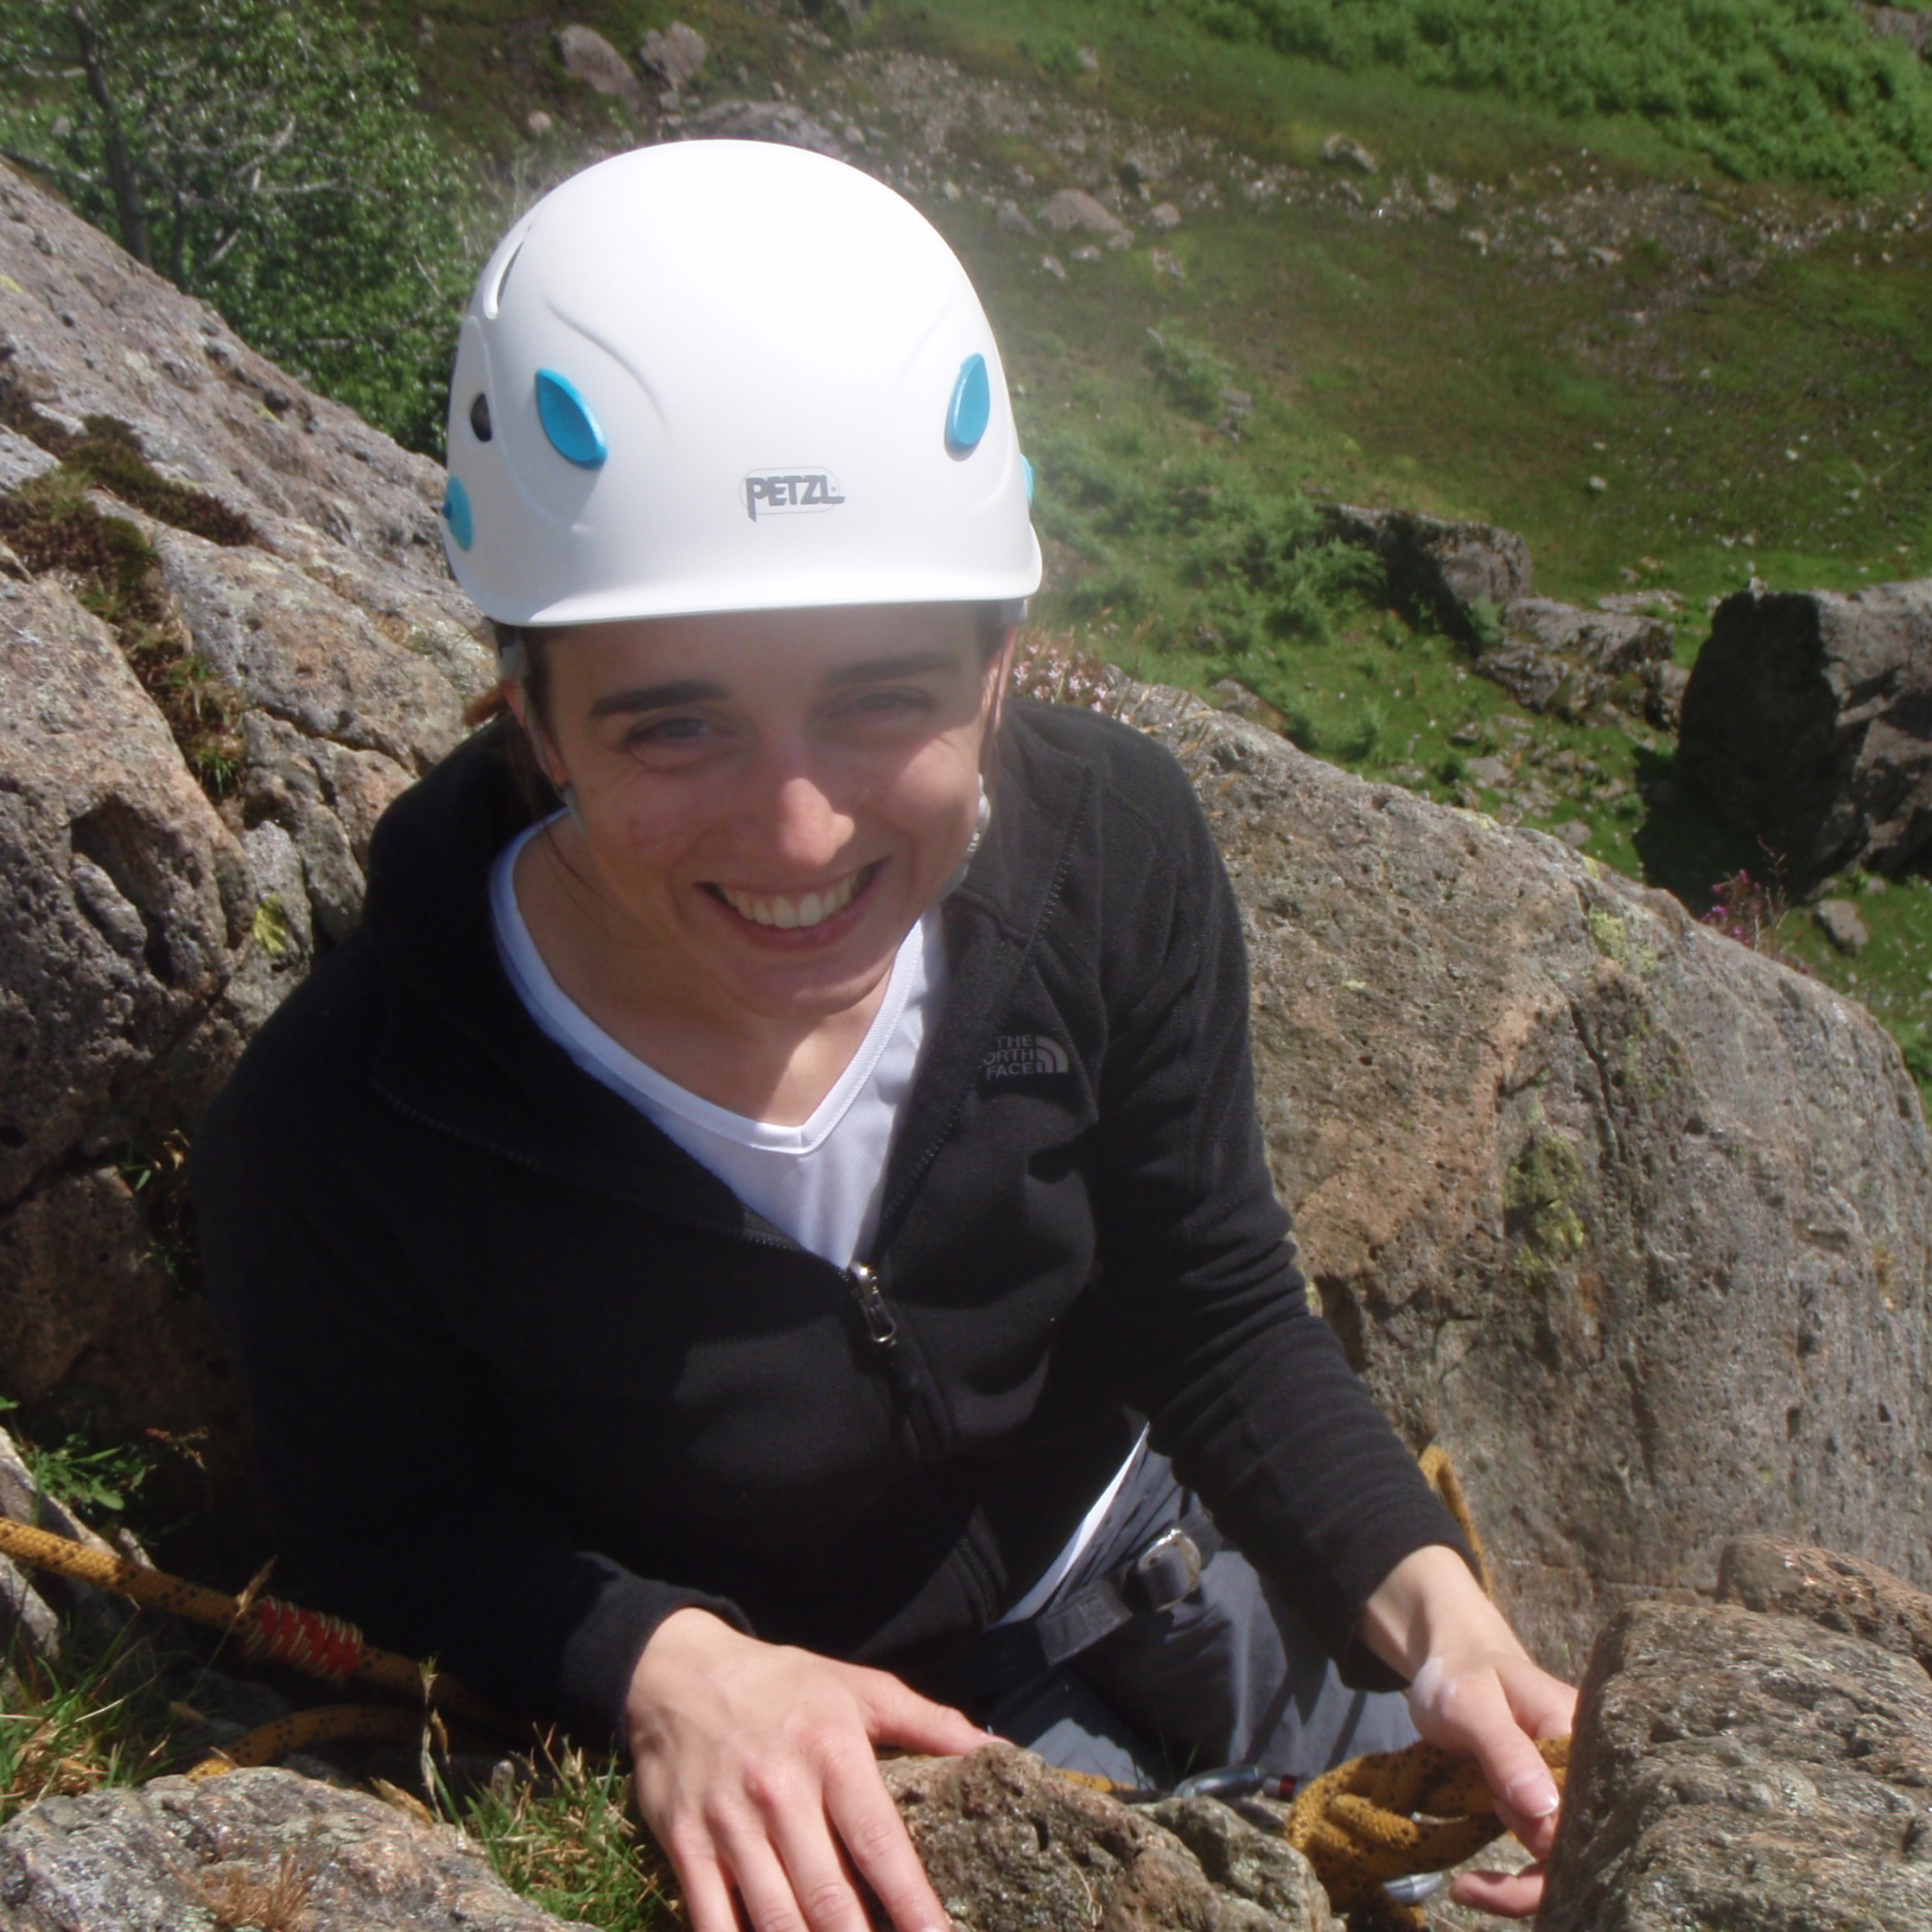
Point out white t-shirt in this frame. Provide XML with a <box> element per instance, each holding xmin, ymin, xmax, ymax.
<box><xmin>491</xmin><ymin>819</ymin><xmax>942</xmax><ymax>1270</ymax></box>
<box><xmin>490</xmin><ymin>819</ymin><xmax>1138</xmax><ymax>1625</ymax></box>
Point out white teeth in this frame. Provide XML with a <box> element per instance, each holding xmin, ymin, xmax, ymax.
<box><xmin>720</xmin><ymin>868</ymin><xmax>863</xmax><ymax>930</ymax></box>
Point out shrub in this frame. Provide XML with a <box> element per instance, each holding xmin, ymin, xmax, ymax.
<box><xmin>0</xmin><ymin>0</ymin><xmax>474</xmax><ymax>452</ymax></box>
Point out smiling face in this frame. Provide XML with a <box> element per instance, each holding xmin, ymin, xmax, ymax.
<box><xmin>512</xmin><ymin>603</ymin><xmax>1007</xmax><ymax>1028</ymax></box>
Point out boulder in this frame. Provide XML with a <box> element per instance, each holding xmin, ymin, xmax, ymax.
<box><xmin>1322</xmin><ymin>504</ymin><xmax>1534</xmax><ymax>644</ymax></box>
<box><xmin>1540</xmin><ymin>1599</ymin><xmax>1932</xmax><ymax>1930</ymax></box>
<box><xmin>1037</xmin><ymin>187</ymin><xmax>1130</xmax><ymax>239</ymax></box>
<box><xmin>1475</xmin><ymin>596</ymin><xmax>1673</xmax><ymax>717</ymax></box>
<box><xmin>639</xmin><ymin>21</ymin><xmax>707</xmax><ymax>91</ymax></box>
<box><xmin>1320</xmin><ymin>133</ymin><xmax>1378</xmax><ymax>175</ymax></box>
<box><xmin>0</xmin><ymin>1767</ymin><xmax>593</xmax><ymax>1931</ymax></box>
<box><xmin>1717</xmin><ymin>1534</ymin><xmax>1932</xmax><ymax>1672</ymax></box>
<box><xmin>1676</xmin><ymin>579</ymin><xmax>1932</xmax><ymax>885</ymax></box>
<box><xmin>554</xmin><ymin>25</ymin><xmax>640</xmax><ymax>109</ymax></box>
<box><xmin>1101</xmin><ymin>673</ymin><xmax>1932</xmax><ymax>1677</ymax></box>
<box><xmin>1815</xmin><ymin>896</ymin><xmax>1871</xmax><ymax>953</ymax></box>
<box><xmin>1869</xmin><ymin>7</ymin><xmax>1931</xmax><ymax>58</ymax></box>
<box><xmin>880</xmin><ymin>1746</ymin><xmax>1336</xmax><ymax>1932</ymax></box>
<box><xmin>0</xmin><ymin>161</ymin><xmax>487</xmax><ymax>1433</ymax></box>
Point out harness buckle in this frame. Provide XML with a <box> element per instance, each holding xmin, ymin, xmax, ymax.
<box><xmin>1129</xmin><ymin>1525</ymin><xmax>1205</xmax><ymax>1615</ymax></box>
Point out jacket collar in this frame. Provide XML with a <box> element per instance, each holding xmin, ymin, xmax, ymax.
<box><xmin>357</xmin><ymin>709</ymin><xmax>1092</xmax><ymax>1244</ymax></box>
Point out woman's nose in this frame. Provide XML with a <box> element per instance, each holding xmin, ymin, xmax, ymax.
<box><xmin>762</xmin><ymin>773</ymin><xmax>854</xmax><ymax>871</ymax></box>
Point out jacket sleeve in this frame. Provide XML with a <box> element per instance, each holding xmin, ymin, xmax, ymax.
<box><xmin>192</xmin><ymin>1060</ymin><xmax>750</xmax><ymax>1747</ymax></box>
<box><xmin>1089</xmin><ymin>751</ymin><xmax>1471</xmax><ymax>1685</ymax></box>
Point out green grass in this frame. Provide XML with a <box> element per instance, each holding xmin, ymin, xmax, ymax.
<box><xmin>1170</xmin><ymin>0</ymin><xmax>1932</xmax><ymax>195</ymax></box>
<box><xmin>456</xmin><ymin>1742</ymin><xmax>675</xmax><ymax>1931</ymax></box>
<box><xmin>0</xmin><ymin>1624</ymin><xmax>183</xmax><ymax>1826</ymax></box>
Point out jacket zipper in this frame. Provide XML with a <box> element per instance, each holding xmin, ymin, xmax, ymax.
<box><xmin>846</xmin><ymin>1262</ymin><xmax>945</xmax><ymax>1459</ymax></box>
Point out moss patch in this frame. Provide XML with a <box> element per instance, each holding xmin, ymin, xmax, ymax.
<box><xmin>0</xmin><ymin>381</ymin><xmax>255</xmax><ymax>549</ymax></box>
<box><xmin>1505</xmin><ymin>1129</ymin><xmax>1589</xmax><ymax>1285</ymax></box>
<box><xmin>0</xmin><ymin>469</ymin><xmax>244</xmax><ymax>797</ymax></box>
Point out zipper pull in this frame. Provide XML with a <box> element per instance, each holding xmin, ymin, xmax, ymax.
<box><xmin>848</xmin><ymin>1263</ymin><xmax>898</xmax><ymax>1347</ymax></box>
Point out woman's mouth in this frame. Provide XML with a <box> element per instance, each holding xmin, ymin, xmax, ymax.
<box><xmin>708</xmin><ymin>861</ymin><xmax>882</xmax><ymax>932</ymax></box>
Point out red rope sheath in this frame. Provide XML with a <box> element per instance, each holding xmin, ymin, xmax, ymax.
<box><xmin>242</xmin><ymin>1598</ymin><xmax>366</xmax><ymax>1681</ymax></box>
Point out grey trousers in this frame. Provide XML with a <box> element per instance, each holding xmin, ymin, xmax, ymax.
<box><xmin>973</xmin><ymin>1444</ymin><xmax>1418</xmax><ymax>1789</ymax></box>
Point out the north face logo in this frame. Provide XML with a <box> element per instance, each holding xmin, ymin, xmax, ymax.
<box><xmin>981</xmin><ymin>1035</ymin><xmax>1071</xmax><ymax>1081</ymax></box>
<box><xmin>743</xmin><ymin>469</ymin><xmax>846</xmax><ymax>521</ymax></box>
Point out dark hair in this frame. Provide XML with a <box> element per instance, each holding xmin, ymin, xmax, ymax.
<box><xmin>467</xmin><ymin>605</ymin><xmax>1014</xmax><ymax>738</ymax></box>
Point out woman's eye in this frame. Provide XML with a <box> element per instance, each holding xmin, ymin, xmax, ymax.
<box><xmin>842</xmin><ymin>688</ymin><xmax>933</xmax><ymax>721</ymax></box>
<box><xmin>627</xmin><ymin>714</ymin><xmax>715</xmax><ymax>750</ymax></box>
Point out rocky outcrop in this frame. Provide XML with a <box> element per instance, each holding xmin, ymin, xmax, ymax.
<box><xmin>1677</xmin><ymin>579</ymin><xmax>1932</xmax><ymax>884</ymax></box>
<box><xmin>1540</xmin><ymin>1598</ymin><xmax>1932</xmax><ymax>1930</ymax></box>
<box><xmin>0</xmin><ymin>159</ymin><xmax>487</xmax><ymax>1429</ymax></box>
<box><xmin>1477</xmin><ymin>597</ymin><xmax>1673</xmax><ymax>720</ymax></box>
<box><xmin>1103</xmin><ymin>674</ymin><xmax>1932</xmax><ymax>1678</ymax></box>
<box><xmin>1323</xmin><ymin>504</ymin><xmax>1534</xmax><ymax>642</ymax></box>
<box><xmin>881</xmin><ymin>1747</ymin><xmax>1336</xmax><ymax>1932</ymax></box>
<box><xmin>0</xmin><ymin>1768</ymin><xmax>591</xmax><ymax>1931</ymax></box>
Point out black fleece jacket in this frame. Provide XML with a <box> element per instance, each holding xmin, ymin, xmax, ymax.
<box><xmin>192</xmin><ymin>700</ymin><xmax>1464</xmax><ymax>1745</ymax></box>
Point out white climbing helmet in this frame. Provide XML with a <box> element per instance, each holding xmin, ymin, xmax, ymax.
<box><xmin>440</xmin><ymin>141</ymin><xmax>1041</xmax><ymax>628</ymax></box>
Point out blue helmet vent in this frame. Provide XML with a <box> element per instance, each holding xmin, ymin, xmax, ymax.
<box><xmin>440</xmin><ymin>474</ymin><xmax>473</xmax><ymax>551</ymax></box>
<box><xmin>535</xmin><ymin>369</ymin><xmax>608</xmax><ymax>468</ymax></box>
<box><xmin>945</xmin><ymin>354</ymin><xmax>992</xmax><ymax>458</ymax></box>
<box><xmin>1021</xmin><ymin>454</ymin><xmax>1035</xmax><ymax>505</ymax></box>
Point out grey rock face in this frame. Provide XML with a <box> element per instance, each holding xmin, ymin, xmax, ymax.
<box><xmin>1477</xmin><ymin>596</ymin><xmax>1673</xmax><ymax>717</ymax></box>
<box><xmin>1102</xmin><ymin>674</ymin><xmax>1932</xmax><ymax>1678</ymax></box>
<box><xmin>1677</xmin><ymin>579</ymin><xmax>1932</xmax><ymax>884</ymax></box>
<box><xmin>0</xmin><ymin>1767</ymin><xmax>592</xmax><ymax>1931</ymax></box>
<box><xmin>0</xmin><ymin>162</ymin><xmax>486</xmax><ymax>1428</ymax></box>
<box><xmin>1322</xmin><ymin>504</ymin><xmax>1534</xmax><ymax>643</ymax></box>
<box><xmin>880</xmin><ymin>1747</ymin><xmax>1336</xmax><ymax>1932</ymax></box>
<box><xmin>1540</xmin><ymin>1600</ymin><xmax>1932</xmax><ymax>1931</ymax></box>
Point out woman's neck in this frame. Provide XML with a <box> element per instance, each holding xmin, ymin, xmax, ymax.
<box><xmin>513</xmin><ymin>828</ymin><xmax>896</xmax><ymax>1127</ymax></box>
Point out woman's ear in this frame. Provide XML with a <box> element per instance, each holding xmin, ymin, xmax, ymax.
<box><xmin>983</xmin><ymin>628</ymin><xmax>1016</xmax><ymax>747</ymax></box>
<box><xmin>504</xmin><ymin>680</ymin><xmax>570</xmax><ymax>793</ymax></box>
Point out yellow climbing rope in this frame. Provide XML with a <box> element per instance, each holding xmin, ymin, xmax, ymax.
<box><xmin>1418</xmin><ymin>1443</ymin><xmax>1495</xmax><ymax>1601</ymax></box>
<box><xmin>0</xmin><ymin>1516</ymin><xmax>504</xmax><ymax>1740</ymax></box>
<box><xmin>183</xmin><ymin>1705</ymin><xmax>442</xmax><ymax>1781</ymax></box>
<box><xmin>1284</xmin><ymin>1733</ymin><xmax>1569</xmax><ymax>1918</ymax></box>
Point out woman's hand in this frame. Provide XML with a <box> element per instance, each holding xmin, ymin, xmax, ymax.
<box><xmin>626</xmin><ymin>1606</ymin><xmax>988</xmax><ymax>1932</ymax></box>
<box><xmin>1359</xmin><ymin>1545</ymin><xmax>1578</xmax><ymax>1918</ymax></box>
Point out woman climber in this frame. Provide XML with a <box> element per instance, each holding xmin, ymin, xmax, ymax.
<box><xmin>192</xmin><ymin>141</ymin><xmax>1576</xmax><ymax>1926</ymax></box>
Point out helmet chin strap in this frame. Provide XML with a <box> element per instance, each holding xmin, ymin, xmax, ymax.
<box><xmin>938</xmin><ymin>776</ymin><xmax>991</xmax><ymax>901</ymax></box>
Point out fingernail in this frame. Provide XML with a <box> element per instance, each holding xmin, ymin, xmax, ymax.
<box><xmin>1507</xmin><ymin>1772</ymin><xmax>1560</xmax><ymax>1818</ymax></box>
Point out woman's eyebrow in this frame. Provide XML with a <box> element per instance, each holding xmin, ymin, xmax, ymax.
<box><xmin>822</xmin><ymin>650</ymin><xmax>961</xmax><ymax>688</ymax></box>
<box><xmin>589</xmin><ymin>678</ymin><xmax>729</xmax><ymax>718</ymax></box>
